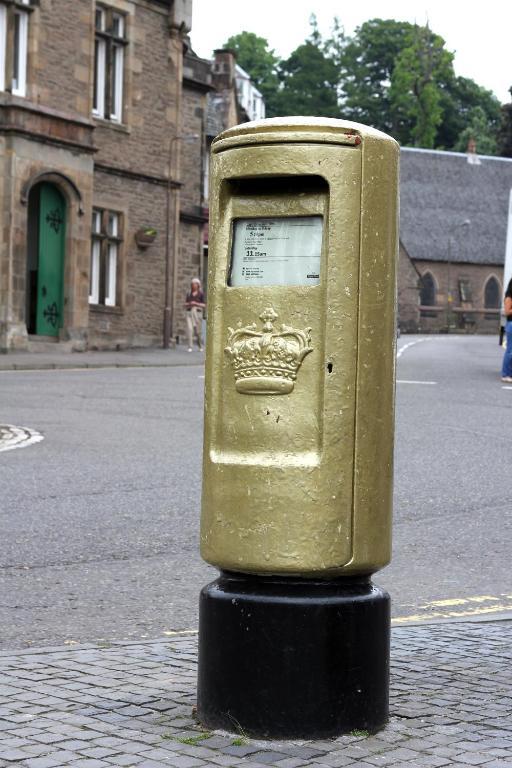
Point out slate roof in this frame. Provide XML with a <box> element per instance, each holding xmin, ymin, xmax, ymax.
<box><xmin>400</xmin><ymin>147</ymin><xmax>512</xmax><ymax>265</ymax></box>
<box><xmin>206</xmin><ymin>92</ymin><xmax>227</xmax><ymax>139</ymax></box>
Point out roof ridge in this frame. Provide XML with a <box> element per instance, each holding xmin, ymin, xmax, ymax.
<box><xmin>400</xmin><ymin>146</ymin><xmax>512</xmax><ymax>164</ymax></box>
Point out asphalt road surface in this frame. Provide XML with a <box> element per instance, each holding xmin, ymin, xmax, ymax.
<box><xmin>1</xmin><ymin>335</ymin><xmax>511</xmax><ymax>650</ymax></box>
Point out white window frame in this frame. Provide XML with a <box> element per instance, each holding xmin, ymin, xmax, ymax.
<box><xmin>0</xmin><ymin>5</ymin><xmax>6</xmax><ymax>92</ymax></box>
<box><xmin>105</xmin><ymin>241</ymin><xmax>117</xmax><ymax>306</ymax></box>
<box><xmin>12</xmin><ymin>6</ymin><xmax>28</xmax><ymax>96</ymax></box>
<box><xmin>203</xmin><ymin>146</ymin><xmax>209</xmax><ymax>200</ymax></box>
<box><xmin>110</xmin><ymin>40</ymin><xmax>123</xmax><ymax>121</ymax></box>
<box><xmin>93</xmin><ymin>39</ymin><xmax>106</xmax><ymax>118</ymax></box>
<box><xmin>93</xmin><ymin>6</ymin><xmax>126</xmax><ymax>124</ymax></box>
<box><xmin>89</xmin><ymin>210</ymin><xmax>102</xmax><ymax>304</ymax></box>
<box><xmin>89</xmin><ymin>208</ymin><xmax>121</xmax><ymax>308</ymax></box>
<box><xmin>89</xmin><ymin>239</ymin><xmax>101</xmax><ymax>304</ymax></box>
<box><xmin>0</xmin><ymin>0</ymin><xmax>32</xmax><ymax>96</ymax></box>
<box><xmin>104</xmin><ymin>212</ymin><xmax>119</xmax><ymax>306</ymax></box>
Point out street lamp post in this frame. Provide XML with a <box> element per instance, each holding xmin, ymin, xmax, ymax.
<box><xmin>163</xmin><ymin>133</ymin><xmax>199</xmax><ymax>350</ymax></box>
<box><xmin>446</xmin><ymin>219</ymin><xmax>471</xmax><ymax>332</ymax></box>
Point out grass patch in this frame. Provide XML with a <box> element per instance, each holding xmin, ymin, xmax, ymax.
<box><xmin>231</xmin><ymin>737</ymin><xmax>248</xmax><ymax>746</ymax></box>
<box><xmin>350</xmin><ymin>729</ymin><xmax>369</xmax><ymax>738</ymax></box>
<box><xmin>177</xmin><ymin>732</ymin><xmax>213</xmax><ymax>745</ymax></box>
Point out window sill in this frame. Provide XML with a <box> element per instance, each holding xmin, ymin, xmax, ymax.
<box><xmin>419</xmin><ymin>310</ymin><xmax>438</xmax><ymax>318</ymax></box>
<box><xmin>93</xmin><ymin>116</ymin><xmax>130</xmax><ymax>134</ymax></box>
<box><xmin>89</xmin><ymin>303</ymin><xmax>123</xmax><ymax>315</ymax></box>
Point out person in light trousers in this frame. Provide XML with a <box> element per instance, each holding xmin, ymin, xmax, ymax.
<box><xmin>185</xmin><ymin>278</ymin><xmax>206</xmax><ymax>352</ymax></box>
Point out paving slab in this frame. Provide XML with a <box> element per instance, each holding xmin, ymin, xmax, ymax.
<box><xmin>0</xmin><ymin>622</ymin><xmax>511</xmax><ymax>767</ymax></box>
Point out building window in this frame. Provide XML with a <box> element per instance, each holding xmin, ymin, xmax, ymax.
<box><xmin>89</xmin><ymin>208</ymin><xmax>122</xmax><ymax>307</ymax></box>
<box><xmin>93</xmin><ymin>5</ymin><xmax>127</xmax><ymax>122</ymax></box>
<box><xmin>420</xmin><ymin>271</ymin><xmax>437</xmax><ymax>318</ymax></box>
<box><xmin>484</xmin><ymin>276</ymin><xmax>501</xmax><ymax>319</ymax></box>
<box><xmin>484</xmin><ymin>276</ymin><xmax>501</xmax><ymax>309</ymax></box>
<box><xmin>458</xmin><ymin>277</ymin><xmax>473</xmax><ymax>303</ymax></box>
<box><xmin>203</xmin><ymin>144</ymin><xmax>210</xmax><ymax>201</ymax></box>
<box><xmin>0</xmin><ymin>0</ymin><xmax>32</xmax><ymax>96</ymax></box>
<box><xmin>420</xmin><ymin>272</ymin><xmax>436</xmax><ymax>306</ymax></box>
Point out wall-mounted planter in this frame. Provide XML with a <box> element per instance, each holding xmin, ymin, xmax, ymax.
<box><xmin>135</xmin><ymin>228</ymin><xmax>157</xmax><ymax>249</ymax></box>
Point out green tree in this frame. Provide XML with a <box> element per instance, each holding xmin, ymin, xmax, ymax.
<box><xmin>339</xmin><ymin>19</ymin><xmax>416</xmax><ymax>131</ymax></box>
<box><xmin>337</xmin><ymin>18</ymin><xmax>499</xmax><ymax>152</ymax></box>
<box><xmin>225</xmin><ymin>19</ymin><xmax>502</xmax><ymax>152</ymax></box>
<box><xmin>498</xmin><ymin>91</ymin><xmax>512</xmax><ymax>157</ymax></box>
<box><xmin>274</xmin><ymin>39</ymin><xmax>340</xmax><ymax>117</ymax></box>
<box><xmin>224</xmin><ymin>31</ymin><xmax>280</xmax><ymax>116</ymax></box>
<box><xmin>271</xmin><ymin>16</ymin><xmax>340</xmax><ymax>117</ymax></box>
<box><xmin>389</xmin><ymin>25</ymin><xmax>454</xmax><ymax>147</ymax></box>
<box><xmin>453</xmin><ymin>105</ymin><xmax>498</xmax><ymax>155</ymax></box>
<box><xmin>437</xmin><ymin>76</ymin><xmax>502</xmax><ymax>151</ymax></box>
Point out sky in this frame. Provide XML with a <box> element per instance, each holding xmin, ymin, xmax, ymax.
<box><xmin>190</xmin><ymin>0</ymin><xmax>511</xmax><ymax>104</ymax></box>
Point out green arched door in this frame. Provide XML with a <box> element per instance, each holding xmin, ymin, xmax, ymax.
<box><xmin>35</xmin><ymin>183</ymin><xmax>66</xmax><ymax>336</ymax></box>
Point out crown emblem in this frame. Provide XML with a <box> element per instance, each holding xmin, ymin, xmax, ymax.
<box><xmin>224</xmin><ymin>308</ymin><xmax>313</xmax><ymax>395</ymax></box>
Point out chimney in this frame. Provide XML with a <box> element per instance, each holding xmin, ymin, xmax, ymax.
<box><xmin>212</xmin><ymin>49</ymin><xmax>237</xmax><ymax>92</ymax></box>
<box><xmin>466</xmin><ymin>136</ymin><xmax>481</xmax><ymax>165</ymax></box>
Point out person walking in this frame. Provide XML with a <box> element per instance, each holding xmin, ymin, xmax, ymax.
<box><xmin>502</xmin><ymin>278</ymin><xmax>512</xmax><ymax>382</ymax></box>
<box><xmin>185</xmin><ymin>278</ymin><xmax>206</xmax><ymax>352</ymax></box>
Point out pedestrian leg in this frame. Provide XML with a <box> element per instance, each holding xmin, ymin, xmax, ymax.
<box><xmin>186</xmin><ymin>312</ymin><xmax>193</xmax><ymax>351</ymax></box>
<box><xmin>502</xmin><ymin>320</ymin><xmax>512</xmax><ymax>378</ymax></box>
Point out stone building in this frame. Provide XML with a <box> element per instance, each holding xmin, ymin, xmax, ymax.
<box><xmin>0</xmin><ymin>0</ymin><xmax>209</xmax><ymax>352</ymax></box>
<box><xmin>179</xmin><ymin>46</ymin><xmax>211</xmax><ymax>340</ymax></box>
<box><xmin>399</xmin><ymin>146</ymin><xmax>512</xmax><ymax>334</ymax></box>
<box><xmin>199</xmin><ymin>48</ymin><xmax>265</xmax><ymax>301</ymax></box>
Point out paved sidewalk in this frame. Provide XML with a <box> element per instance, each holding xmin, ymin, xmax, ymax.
<box><xmin>0</xmin><ymin>347</ymin><xmax>205</xmax><ymax>371</ymax></box>
<box><xmin>1</xmin><ymin>622</ymin><xmax>511</xmax><ymax>768</ymax></box>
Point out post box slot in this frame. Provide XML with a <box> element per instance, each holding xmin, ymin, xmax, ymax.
<box><xmin>228</xmin><ymin>175</ymin><xmax>328</xmax><ymax>197</ymax></box>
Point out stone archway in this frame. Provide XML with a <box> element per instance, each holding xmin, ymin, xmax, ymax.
<box><xmin>21</xmin><ymin>170</ymin><xmax>84</xmax><ymax>214</ymax></box>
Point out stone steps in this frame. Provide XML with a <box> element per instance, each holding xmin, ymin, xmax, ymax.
<box><xmin>27</xmin><ymin>336</ymin><xmax>74</xmax><ymax>353</ymax></box>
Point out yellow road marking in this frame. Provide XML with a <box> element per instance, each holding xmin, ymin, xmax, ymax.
<box><xmin>427</xmin><ymin>595</ymin><xmax>500</xmax><ymax>607</ymax></box>
<box><xmin>392</xmin><ymin>594</ymin><xmax>512</xmax><ymax>625</ymax></box>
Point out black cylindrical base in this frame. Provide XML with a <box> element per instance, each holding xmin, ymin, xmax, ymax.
<box><xmin>197</xmin><ymin>571</ymin><xmax>390</xmax><ymax>739</ymax></box>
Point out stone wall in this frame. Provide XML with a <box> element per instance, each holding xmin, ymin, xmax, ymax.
<box><xmin>0</xmin><ymin>0</ymin><xmax>208</xmax><ymax>351</ymax></box>
<box><xmin>29</xmin><ymin>0</ymin><xmax>92</xmax><ymax>119</ymax></box>
<box><xmin>414</xmin><ymin>260</ymin><xmax>503</xmax><ymax>334</ymax></box>
<box><xmin>88</xmin><ymin>168</ymin><xmax>168</xmax><ymax>349</ymax></box>
<box><xmin>0</xmin><ymin>135</ymin><xmax>94</xmax><ymax>351</ymax></box>
<box><xmin>176</xmin><ymin>56</ymin><xmax>211</xmax><ymax>343</ymax></box>
<box><xmin>397</xmin><ymin>245</ymin><xmax>421</xmax><ymax>333</ymax></box>
<box><xmin>93</xmin><ymin>1</ymin><xmax>180</xmax><ymax>179</ymax></box>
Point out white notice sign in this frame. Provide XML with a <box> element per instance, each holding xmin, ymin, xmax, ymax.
<box><xmin>230</xmin><ymin>216</ymin><xmax>323</xmax><ymax>287</ymax></box>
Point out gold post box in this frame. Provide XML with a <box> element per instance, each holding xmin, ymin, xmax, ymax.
<box><xmin>201</xmin><ymin>117</ymin><xmax>398</xmax><ymax>578</ymax></box>
<box><xmin>197</xmin><ymin>117</ymin><xmax>398</xmax><ymax>739</ymax></box>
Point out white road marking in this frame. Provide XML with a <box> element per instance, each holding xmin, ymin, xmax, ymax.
<box><xmin>502</xmin><ymin>386</ymin><xmax>512</xmax><ymax>390</ymax></box>
<box><xmin>396</xmin><ymin>337</ymin><xmax>431</xmax><ymax>358</ymax></box>
<box><xmin>0</xmin><ymin>424</ymin><xmax>44</xmax><ymax>453</ymax></box>
<box><xmin>397</xmin><ymin>379</ymin><xmax>437</xmax><ymax>385</ymax></box>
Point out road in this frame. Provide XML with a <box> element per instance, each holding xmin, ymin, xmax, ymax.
<box><xmin>389</xmin><ymin>335</ymin><xmax>512</xmax><ymax>624</ymax></box>
<box><xmin>1</xmin><ymin>335</ymin><xmax>511</xmax><ymax>650</ymax></box>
